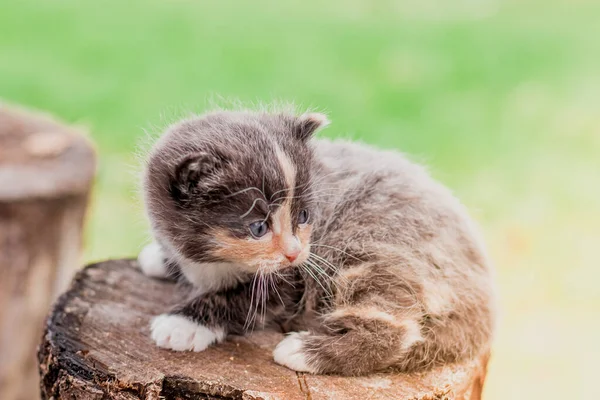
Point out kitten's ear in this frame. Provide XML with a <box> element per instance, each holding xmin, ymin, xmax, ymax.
<box><xmin>294</xmin><ymin>112</ymin><xmax>330</xmax><ymax>141</ymax></box>
<box><xmin>169</xmin><ymin>151</ymin><xmax>225</xmax><ymax>203</ymax></box>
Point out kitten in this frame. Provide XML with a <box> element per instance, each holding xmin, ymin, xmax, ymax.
<box><xmin>138</xmin><ymin>109</ymin><xmax>496</xmax><ymax>376</ymax></box>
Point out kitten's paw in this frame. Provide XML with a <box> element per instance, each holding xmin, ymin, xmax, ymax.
<box><xmin>138</xmin><ymin>242</ymin><xmax>168</xmax><ymax>278</ymax></box>
<box><xmin>150</xmin><ymin>314</ymin><xmax>225</xmax><ymax>352</ymax></box>
<box><xmin>273</xmin><ymin>331</ymin><xmax>318</xmax><ymax>373</ymax></box>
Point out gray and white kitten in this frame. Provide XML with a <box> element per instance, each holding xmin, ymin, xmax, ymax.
<box><xmin>138</xmin><ymin>109</ymin><xmax>496</xmax><ymax>376</ymax></box>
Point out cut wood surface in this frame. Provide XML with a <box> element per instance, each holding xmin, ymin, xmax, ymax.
<box><xmin>0</xmin><ymin>104</ymin><xmax>96</xmax><ymax>400</ymax></box>
<box><xmin>39</xmin><ymin>260</ymin><xmax>489</xmax><ymax>400</ymax></box>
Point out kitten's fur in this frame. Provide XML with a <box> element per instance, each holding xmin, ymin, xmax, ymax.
<box><xmin>139</xmin><ymin>109</ymin><xmax>496</xmax><ymax>376</ymax></box>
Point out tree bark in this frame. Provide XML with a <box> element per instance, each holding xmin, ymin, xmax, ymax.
<box><xmin>0</xmin><ymin>104</ymin><xmax>96</xmax><ymax>400</ymax></box>
<box><xmin>39</xmin><ymin>260</ymin><xmax>490</xmax><ymax>400</ymax></box>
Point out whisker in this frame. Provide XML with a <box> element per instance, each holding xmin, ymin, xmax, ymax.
<box><xmin>308</xmin><ymin>253</ymin><xmax>349</xmax><ymax>284</ymax></box>
<box><xmin>308</xmin><ymin>252</ymin><xmax>339</xmax><ymax>271</ymax></box>
<box><xmin>304</xmin><ymin>260</ymin><xmax>336</xmax><ymax>291</ymax></box>
<box><xmin>255</xmin><ymin>269</ymin><xmax>263</xmax><ymax>329</ymax></box>
<box><xmin>271</xmin><ymin>187</ymin><xmax>362</xmax><ymax>204</ymax></box>
<box><xmin>268</xmin><ymin>168</ymin><xmax>355</xmax><ymax>202</ymax></box>
<box><xmin>306</xmin><ymin>257</ymin><xmax>346</xmax><ymax>290</ymax></box>
<box><xmin>240</xmin><ymin>197</ymin><xmax>268</xmax><ymax>218</ymax></box>
<box><xmin>261</xmin><ymin>210</ymin><xmax>271</xmax><ymax>224</ymax></box>
<box><xmin>270</xmin><ymin>273</ymin><xmax>285</xmax><ymax>307</ymax></box>
<box><xmin>305</xmin><ymin>257</ymin><xmax>331</xmax><ymax>277</ymax></box>
<box><xmin>244</xmin><ymin>272</ymin><xmax>260</xmax><ymax>331</ymax></box>
<box><xmin>301</xmin><ymin>262</ymin><xmax>333</xmax><ymax>297</ymax></box>
<box><xmin>269</xmin><ymin>187</ymin><xmax>290</xmax><ymax>201</ymax></box>
<box><xmin>261</xmin><ymin>269</ymin><xmax>269</xmax><ymax>326</ymax></box>
<box><xmin>225</xmin><ymin>186</ymin><xmax>265</xmax><ymax>198</ymax></box>
<box><xmin>309</xmin><ymin>243</ymin><xmax>363</xmax><ymax>262</ymax></box>
<box><xmin>274</xmin><ymin>270</ymin><xmax>295</xmax><ymax>287</ymax></box>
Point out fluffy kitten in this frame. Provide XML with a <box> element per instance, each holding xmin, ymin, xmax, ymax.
<box><xmin>138</xmin><ymin>109</ymin><xmax>496</xmax><ymax>376</ymax></box>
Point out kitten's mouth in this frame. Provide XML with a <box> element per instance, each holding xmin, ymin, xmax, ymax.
<box><xmin>255</xmin><ymin>257</ymin><xmax>304</xmax><ymax>274</ymax></box>
<box><xmin>265</xmin><ymin>262</ymin><xmax>296</xmax><ymax>273</ymax></box>
<box><xmin>249</xmin><ymin>247</ymin><xmax>310</xmax><ymax>273</ymax></box>
<box><xmin>280</xmin><ymin>261</ymin><xmax>298</xmax><ymax>270</ymax></box>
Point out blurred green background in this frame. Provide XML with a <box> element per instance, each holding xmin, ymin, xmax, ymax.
<box><xmin>2</xmin><ymin>0</ymin><xmax>599</xmax><ymax>398</ymax></box>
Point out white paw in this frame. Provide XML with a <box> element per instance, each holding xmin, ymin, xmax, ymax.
<box><xmin>138</xmin><ymin>242</ymin><xmax>168</xmax><ymax>278</ymax></box>
<box><xmin>150</xmin><ymin>314</ymin><xmax>225</xmax><ymax>352</ymax></box>
<box><xmin>273</xmin><ymin>331</ymin><xmax>317</xmax><ymax>373</ymax></box>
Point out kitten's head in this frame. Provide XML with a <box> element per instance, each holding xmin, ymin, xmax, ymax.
<box><xmin>144</xmin><ymin>110</ymin><xmax>329</xmax><ymax>274</ymax></box>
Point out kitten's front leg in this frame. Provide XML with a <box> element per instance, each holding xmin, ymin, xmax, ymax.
<box><xmin>150</xmin><ymin>282</ymin><xmax>259</xmax><ymax>352</ymax></box>
<box><xmin>150</xmin><ymin>313</ymin><xmax>226</xmax><ymax>352</ymax></box>
<box><xmin>138</xmin><ymin>241</ymin><xmax>177</xmax><ymax>279</ymax></box>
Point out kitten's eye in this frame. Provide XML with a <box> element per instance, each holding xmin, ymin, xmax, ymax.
<box><xmin>249</xmin><ymin>221</ymin><xmax>269</xmax><ymax>238</ymax></box>
<box><xmin>298</xmin><ymin>209</ymin><xmax>309</xmax><ymax>225</ymax></box>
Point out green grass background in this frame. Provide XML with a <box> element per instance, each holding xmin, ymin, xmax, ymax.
<box><xmin>2</xmin><ymin>0</ymin><xmax>599</xmax><ymax>398</ymax></box>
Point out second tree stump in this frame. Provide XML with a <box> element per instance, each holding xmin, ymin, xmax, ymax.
<box><xmin>0</xmin><ymin>104</ymin><xmax>96</xmax><ymax>400</ymax></box>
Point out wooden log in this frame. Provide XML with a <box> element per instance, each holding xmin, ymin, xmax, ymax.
<box><xmin>39</xmin><ymin>260</ymin><xmax>489</xmax><ymax>400</ymax></box>
<box><xmin>0</xmin><ymin>104</ymin><xmax>96</xmax><ymax>400</ymax></box>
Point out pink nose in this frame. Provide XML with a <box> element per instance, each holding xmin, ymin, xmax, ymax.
<box><xmin>285</xmin><ymin>248</ymin><xmax>301</xmax><ymax>262</ymax></box>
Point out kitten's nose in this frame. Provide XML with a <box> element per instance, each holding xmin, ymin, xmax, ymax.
<box><xmin>282</xmin><ymin>235</ymin><xmax>301</xmax><ymax>263</ymax></box>
<box><xmin>285</xmin><ymin>249</ymin><xmax>301</xmax><ymax>263</ymax></box>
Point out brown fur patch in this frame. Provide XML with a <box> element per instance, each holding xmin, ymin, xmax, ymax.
<box><xmin>211</xmin><ymin>229</ymin><xmax>282</xmax><ymax>270</ymax></box>
<box><xmin>210</xmin><ymin>223</ymin><xmax>312</xmax><ymax>271</ymax></box>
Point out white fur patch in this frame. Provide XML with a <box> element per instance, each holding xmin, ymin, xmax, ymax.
<box><xmin>179</xmin><ymin>261</ymin><xmax>245</xmax><ymax>295</ymax></box>
<box><xmin>138</xmin><ymin>242</ymin><xmax>168</xmax><ymax>278</ymax></box>
<box><xmin>423</xmin><ymin>281</ymin><xmax>453</xmax><ymax>314</ymax></box>
<box><xmin>274</xmin><ymin>144</ymin><xmax>296</xmax><ymax>191</ymax></box>
<box><xmin>400</xmin><ymin>319</ymin><xmax>424</xmax><ymax>350</ymax></box>
<box><xmin>273</xmin><ymin>331</ymin><xmax>317</xmax><ymax>373</ymax></box>
<box><xmin>329</xmin><ymin>307</ymin><xmax>397</xmax><ymax>324</ymax></box>
<box><xmin>150</xmin><ymin>314</ymin><xmax>225</xmax><ymax>352</ymax></box>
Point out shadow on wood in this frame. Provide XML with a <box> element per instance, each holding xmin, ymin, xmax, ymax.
<box><xmin>39</xmin><ymin>260</ymin><xmax>489</xmax><ymax>399</ymax></box>
<box><xmin>0</xmin><ymin>104</ymin><xmax>96</xmax><ymax>400</ymax></box>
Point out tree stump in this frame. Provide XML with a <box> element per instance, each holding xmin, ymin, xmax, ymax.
<box><xmin>0</xmin><ymin>104</ymin><xmax>96</xmax><ymax>400</ymax></box>
<box><xmin>39</xmin><ymin>260</ymin><xmax>489</xmax><ymax>400</ymax></box>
